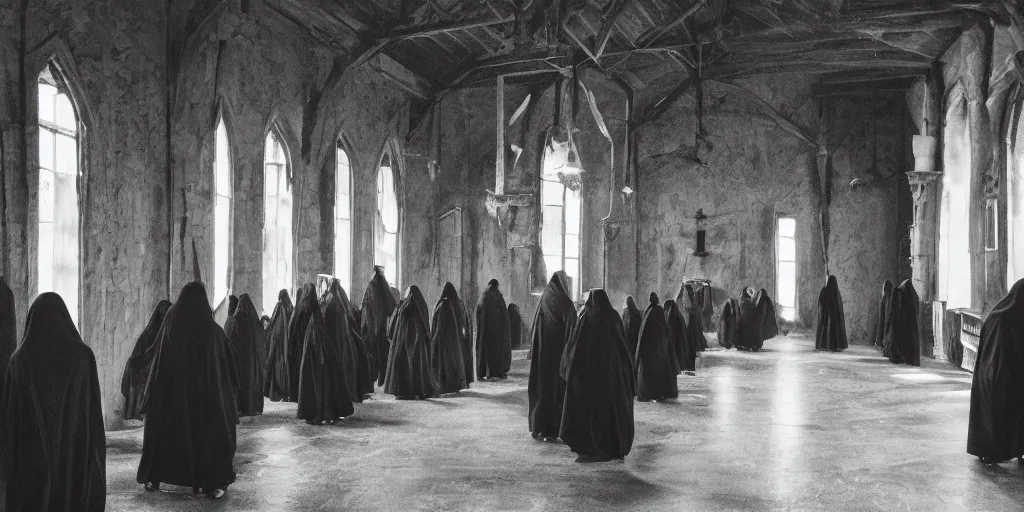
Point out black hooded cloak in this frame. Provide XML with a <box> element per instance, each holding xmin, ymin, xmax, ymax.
<box><xmin>528</xmin><ymin>272</ymin><xmax>577</xmax><ymax>439</ymax></box>
<box><xmin>509</xmin><ymin>303</ymin><xmax>524</xmax><ymax>349</ymax></box>
<box><xmin>754</xmin><ymin>289</ymin><xmax>779</xmax><ymax>342</ymax></box>
<box><xmin>968</xmin><ymin>279</ymin><xmax>1024</xmax><ymax>462</ymax></box>
<box><xmin>718</xmin><ymin>299</ymin><xmax>739</xmax><ymax>349</ymax></box>
<box><xmin>361</xmin><ymin>267</ymin><xmax>398</xmax><ymax>387</ymax></box>
<box><xmin>678</xmin><ymin>284</ymin><xmax>709</xmax><ymax>351</ymax></box>
<box><xmin>287</xmin><ymin>284</ymin><xmax>319</xmax><ymax>401</ymax></box>
<box><xmin>384</xmin><ymin>286</ymin><xmax>439</xmax><ymax>399</ymax></box>
<box><xmin>736</xmin><ymin>288</ymin><xmax>761</xmax><ymax>351</ymax></box>
<box><xmin>224</xmin><ymin>294</ymin><xmax>265</xmax><ymax>416</ymax></box>
<box><xmin>227</xmin><ymin>295</ymin><xmax>239</xmax><ymax>317</ymax></box>
<box><xmin>635</xmin><ymin>294</ymin><xmax>678</xmax><ymax>401</ymax></box>
<box><xmin>431</xmin><ymin>283</ymin><xmax>469</xmax><ymax>394</ymax></box>
<box><xmin>121</xmin><ymin>300</ymin><xmax>172</xmax><ymax>421</ymax></box>
<box><xmin>666</xmin><ymin>300</ymin><xmax>696</xmax><ymax>373</ymax></box>
<box><xmin>620</xmin><ymin>296</ymin><xmax>642</xmax><ymax>364</ymax></box>
<box><xmin>700</xmin><ymin>284</ymin><xmax>714</xmax><ymax>331</ymax></box>
<box><xmin>815</xmin><ymin>276</ymin><xmax>849</xmax><ymax>352</ymax></box>
<box><xmin>2</xmin><ymin>293</ymin><xmax>105</xmax><ymax>512</ymax></box>
<box><xmin>560</xmin><ymin>289</ymin><xmax>634</xmax><ymax>460</ymax></box>
<box><xmin>297</xmin><ymin>309</ymin><xmax>354</xmax><ymax>424</ymax></box>
<box><xmin>874</xmin><ymin>280</ymin><xmax>894</xmax><ymax>351</ymax></box>
<box><xmin>263</xmin><ymin>289</ymin><xmax>293</xmax><ymax>402</ymax></box>
<box><xmin>137</xmin><ymin>282</ymin><xmax>238</xmax><ymax>493</ymax></box>
<box><xmin>476</xmin><ymin>279</ymin><xmax>512</xmax><ymax>380</ymax></box>
<box><xmin>884</xmin><ymin>280</ymin><xmax>920</xmax><ymax>367</ymax></box>
<box><xmin>0</xmin><ymin>276</ymin><xmax>15</xmax><ymax>390</ymax></box>
<box><xmin>321</xmin><ymin>280</ymin><xmax>372</xmax><ymax>403</ymax></box>
<box><xmin>334</xmin><ymin>282</ymin><xmax>374</xmax><ymax>397</ymax></box>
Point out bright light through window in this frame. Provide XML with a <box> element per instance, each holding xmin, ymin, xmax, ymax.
<box><xmin>1007</xmin><ymin>103</ymin><xmax>1024</xmax><ymax>288</ymax></box>
<box><xmin>263</xmin><ymin>129</ymin><xmax>293</xmax><ymax>315</ymax></box>
<box><xmin>939</xmin><ymin>96</ymin><xmax>972</xmax><ymax>309</ymax></box>
<box><xmin>37</xmin><ymin>65</ymin><xmax>80</xmax><ymax>327</ymax></box>
<box><xmin>335</xmin><ymin>143</ymin><xmax>352</xmax><ymax>292</ymax></box>
<box><xmin>375</xmin><ymin>151</ymin><xmax>399</xmax><ymax>285</ymax></box>
<box><xmin>776</xmin><ymin>217</ymin><xmax>796</xmax><ymax>321</ymax></box>
<box><xmin>213</xmin><ymin>117</ymin><xmax>232</xmax><ymax>305</ymax></box>
<box><xmin>540</xmin><ymin>161</ymin><xmax>581</xmax><ymax>300</ymax></box>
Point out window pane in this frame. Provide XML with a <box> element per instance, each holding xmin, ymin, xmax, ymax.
<box><xmin>565</xmin><ymin>257</ymin><xmax>579</xmax><ymax>300</ymax></box>
<box><xmin>335</xmin><ymin>219</ymin><xmax>351</xmax><ymax>291</ymax></box>
<box><xmin>38</xmin><ymin>169</ymin><xmax>55</xmax><ymax>223</ymax></box>
<box><xmin>55</xmin><ymin>133</ymin><xmax>76</xmax><ymax>176</ymax></box>
<box><xmin>778</xmin><ymin>261</ymin><xmax>796</xmax><ymax>308</ymax></box>
<box><xmin>779</xmin><ymin>237</ymin><xmax>796</xmax><ymax>262</ymax></box>
<box><xmin>39</xmin><ymin>129</ymin><xmax>54</xmax><ymax>170</ymax></box>
<box><xmin>38</xmin><ymin>222</ymin><xmax>54</xmax><ymax>293</ymax></box>
<box><xmin>542</xmin><ymin>206</ymin><xmax>563</xmax><ymax>258</ymax></box>
<box><xmin>55</xmin><ymin>93</ymin><xmax>76</xmax><ymax>132</ymax></box>
<box><xmin>216</xmin><ymin>120</ymin><xmax>231</xmax><ymax>196</ymax></box>
<box><xmin>781</xmin><ymin>306</ymin><xmax>796</xmax><ymax>322</ymax></box>
<box><xmin>565</xmin><ymin>189</ymin><xmax>581</xmax><ymax>236</ymax></box>
<box><xmin>565</xmin><ymin>233</ymin><xmax>579</xmax><ymax>259</ymax></box>
<box><xmin>542</xmin><ymin>254</ymin><xmax>562</xmax><ymax>276</ymax></box>
<box><xmin>337</xmin><ymin>148</ymin><xmax>350</xmax><ymax>195</ymax></box>
<box><xmin>214</xmin><ymin>195</ymin><xmax>230</xmax><ymax>302</ymax></box>
<box><xmin>541</xmin><ymin>180</ymin><xmax>564</xmax><ymax>206</ymax></box>
<box><xmin>38</xmin><ymin>84</ymin><xmax>56</xmax><ymax>123</ymax></box>
<box><xmin>778</xmin><ymin>217</ymin><xmax>796</xmax><ymax>238</ymax></box>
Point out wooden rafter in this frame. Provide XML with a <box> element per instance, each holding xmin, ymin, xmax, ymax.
<box><xmin>636</xmin><ymin>0</ymin><xmax>705</xmax><ymax>49</ymax></box>
<box><xmin>594</xmin><ymin>0</ymin><xmax>634</xmax><ymax>59</ymax></box>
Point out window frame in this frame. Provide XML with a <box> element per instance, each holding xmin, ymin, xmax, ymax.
<box><xmin>335</xmin><ymin>138</ymin><xmax>354</xmax><ymax>291</ymax></box>
<box><xmin>262</xmin><ymin>125</ymin><xmax>294</xmax><ymax>314</ymax></box>
<box><xmin>539</xmin><ymin>174</ymin><xmax>582</xmax><ymax>301</ymax></box>
<box><xmin>775</xmin><ymin>216</ymin><xmax>797</xmax><ymax>322</ymax></box>
<box><xmin>212</xmin><ymin>112</ymin><xmax>234</xmax><ymax>306</ymax></box>
<box><xmin>374</xmin><ymin>145</ymin><xmax>401</xmax><ymax>287</ymax></box>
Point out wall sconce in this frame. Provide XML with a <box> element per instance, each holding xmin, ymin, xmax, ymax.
<box><xmin>694</xmin><ymin>209</ymin><xmax>709</xmax><ymax>257</ymax></box>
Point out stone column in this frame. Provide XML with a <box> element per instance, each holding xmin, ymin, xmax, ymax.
<box><xmin>907</xmin><ymin>135</ymin><xmax>942</xmax><ymax>358</ymax></box>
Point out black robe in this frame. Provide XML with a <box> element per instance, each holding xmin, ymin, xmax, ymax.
<box><xmin>815</xmin><ymin>276</ymin><xmax>849</xmax><ymax>352</ymax></box>
<box><xmin>666</xmin><ymin>300</ymin><xmax>696</xmax><ymax>372</ymax></box>
<box><xmin>224</xmin><ymin>294</ymin><xmax>265</xmax><ymax>416</ymax></box>
<box><xmin>0</xmin><ymin>276</ymin><xmax>15</xmax><ymax>391</ymax></box>
<box><xmin>333</xmin><ymin>282</ymin><xmax>374</xmax><ymax>397</ymax></box>
<box><xmin>620</xmin><ymin>296</ymin><xmax>642</xmax><ymax>364</ymax></box>
<box><xmin>227</xmin><ymin>295</ymin><xmax>239</xmax><ymax>317</ymax></box>
<box><xmin>431</xmin><ymin>283</ymin><xmax>469</xmax><ymax>394</ymax></box>
<box><xmin>635</xmin><ymin>294</ymin><xmax>678</xmax><ymax>401</ymax></box>
<box><xmin>384</xmin><ymin>286</ymin><xmax>439</xmax><ymax>399</ymax></box>
<box><xmin>321</xmin><ymin>280</ymin><xmax>372</xmax><ymax>403</ymax></box>
<box><xmin>968</xmin><ymin>279</ymin><xmax>1024</xmax><ymax>461</ymax></box>
<box><xmin>2</xmin><ymin>293</ymin><xmax>105</xmax><ymax>512</ymax></box>
<box><xmin>476</xmin><ymin>280</ymin><xmax>512</xmax><ymax>379</ymax></box>
<box><xmin>560</xmin><ymin>289</ymin><xmax>634</xmax><ymax>459</ymax></box>
<box><xmin>736</xmin><ymin>288</ymin><xmax>762</xmax><ymax>351</ymax></box>
<box><xmin>718</xmin><ymin>299</ymin><xmax>739</xmax><ymax>349</ymax></box>
<box><xmin>678</xmin><ymin>284</ymin><xmax>709</xmax><ymax>351</ymax></box>
<box><xmin>121</xmin><ymin>300</ymin><xmax>172</xmax><ymax>421</ymax></box>
<box><xmin>361</xmin><ymin>267</ymin><xmax>397</xmax><ymax>387</ymax></box>
<box><xmin>755</xmin><ymin>289</ymin><xmax>779</xmax><ymax>341</ymax></box>
<box><xmin>884</xmin><ymin>280</ymin><xmax>921</xmax><ymax>367</ymax></box>
<box><xmin>528</xmin><ymin>273</ymin><xmax>576</xmax><ymax>438</ymax></box>
<box><xmin>700</xmin><ymin>284</ymin><xmax>714</xmax><ymax>331</ymax></box>
<box><xmin>287</xmin><ymin>284</ymin><xmax>319</xmax><ymax>401</ymax></box>
<box><xmin>874</xmin><ymin>280</ymin><xmax>894</xmax><ymax>351</ymax></box>
<box><xmin>508</xmin><ymin>303</ymin><xmax>524</xmax><ymax>349</ymax></box>
<box><xmin>454</xmin><ymin>289</ymin><xmax>474</xmax><ymax>385</ymax></box>
<box><xmin>297</xmin><ymin>310</ymin><xmax>354</xmax><ymax>424</ymax></box>
<box><xmin>263</xmin><ymin>290</ymin><xmax>293</xmax><ymax>402</ymax></box>
<box><xmin>137</xmin><ymin>282</ymin><xmax>238</xmax><ymax>492</ymax></box>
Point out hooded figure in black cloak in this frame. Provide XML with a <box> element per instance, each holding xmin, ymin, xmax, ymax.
<box><xmin>815</xmin><ymin>276</ymin><xmax>849</xmax><ymax>352</ymax></box>
<box><xmin>666</xmin><ymin>299</ymin><xmax>696</xmax><ymax>373</ymax></box>
<box><xmin>883</xmin><ymin>280</ymin><xmax>920</xmax><ymax>367</ymax></box>
<box><xmin>635</xmin><ymin>293</ymin><xmax>679</xmax><ymax>401</ymax></box>
<box><xmin>287</xmin><ymin>283</ymin><xmax>319</xmax><ymax>401</ymax></box>
<box><xmin>508</xmin><ymin>303</ymin><xmax>524</xmax><ymax>349</ymax></box>
<box><xmin>137</xmin><ymin>282</ymin><xmax>238</xmax><ymax>498</ymax></box>
<box><xmin>361</xmin><ymin>266</ymin><xmax>398</xmax><ymax>388</ymax></box>
<box><xmin>620</xmin><ymin>296</ymin><xmax>642</xmax><ymax>364</ymax></box>
<box><xmin>228</xmin><ymin>295</ymin><xmax>239</xmax><ymax>316</ymax></box>
<box><xmin>560</xmin><ymin>289</ymin><xmax>635</xmax><ymax>462</ymax></box>
<box><xmin>384</xmin><ymin>286</ymin><xmax>439</xmax><ymax>399</ymax></box>
<box><xmin>700</xmin><ymin>284</ymin><xmax>714</xmax><ymax>331</ymax></box>
<box><xmin>874</xmin><ymin>280</ymin><xmax>894</xmax><ymax>351</ymax></box>
<box><xmin>224</xmin><ymin>294</ymin><xmax>265</xmax><ymax>416</ymax></box>
<box><xmin>431</xmin><ymin>283</ymin><xmax>469</xmax><ymax>394</ymax></box>
<box><xmin>297</xmin><ymin>304</ymin><xmax>353</xmax><ymax>424</ymax></box>
<box><xmin>968</xmin><ymin>279</ymin><xmax>1024</xmax><ymax>464</ymax></box>
<box><xmin>121</xmin><ymin>300</ymin><xmax>172</xmax><ymax>421</ymax></box>
<box><xmin>321</xmin><ymin>279</ymin><xmax>372</xmax><ymax>403</ymax></box>
<box><xmin>0</xmin><ymin>276</ymin><xmax>15</xmax><ymax>389</ymax></box>
<box><xmin>718</xmin><ymin>299</ymin><xmax>739</xmax><ymax>349</ymax></box>
<box><xmin>528</xmin><ymin>272</ymin><xmax>577</xmax><ymax>441</ymax></box>
<box><xmin>754</xmin><ymin>289</ymin><xmax>779</xmax><ymax>342</ymax></box>
<box><xmin>736</xmin><ymin>288</ymin><xmax>762</xmax><ymax>351</ymax></box>
<box><xmin>476</xmin><ymin>279</ymin><xmax>512</xmax><ymax>380</ymax></box>
<box><xmin>2</xmin><ymin>293</ymin><xmax>105</xmax><ymax>511</ymax></box>
<box><xmin>678</xmin><ymin>284</ymin><xmax>709</xmax><ymax>351</ymax></box>
<box><xmin>264</xmin><ymin>289</ymin><xmax>293</xmax><ymax>402</ymax></box>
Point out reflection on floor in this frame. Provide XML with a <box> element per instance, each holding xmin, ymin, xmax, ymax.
<box><xmin>105</xmin><ymin>334</ymin><xmax>1024</xmax><ymax>511</ymax></box>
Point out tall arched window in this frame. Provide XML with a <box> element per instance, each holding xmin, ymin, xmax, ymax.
<box><xmin>37</xmin><ymin>63</ymin><xmax>80</xmax><ymax>326</ymax></box>
<box><xmin>939</xmin><ymin>93</ymin><xmax>972</xmax><ymax>310</ymax></box>
<box><xmin>213</xmin><ymin>116</ymin><xmax>232</xmax><ymax>305</ymax></box>
<box><xmin>1007</xmin><ymin>98</ymin><xmax>1024</xmax><ymax>288</ymax></box>
<box><xmin>335</xmin><ymin>142</ymin><xmax>352</xmax><ymax>291</ymax></box>
<box><xmin>263</xmin><ymin>128</ymin><xmax>293</xmax><ymax>315</ymax></box>
<box><xmin>375</xmin><ymin>150</ymin><xmax>400</xmax><ymax>285</ymax></box>
<box><xmin>540</xmin><ymin>145</ymin><xmax>581</xmax><ymax>300</ymax></box>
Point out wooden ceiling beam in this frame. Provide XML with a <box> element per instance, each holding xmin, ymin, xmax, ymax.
<box><xmin>385</xmin><ymin>15</ymin><xmax>514</xmax><ymax>41</ymax></box>
<box><xmin>636</xmin><ymin>0</ymin><xmax>705</xmax><ymax>49</ymax></box>
<box><xmin>594</xmin><ymin>0</ymin><xmax>634</xmax><ymax>59</ymax></box>
<box><xmin>632</xmin><ymin>74</ymin><xmax>697</xmax><ymax>128</ymax></box>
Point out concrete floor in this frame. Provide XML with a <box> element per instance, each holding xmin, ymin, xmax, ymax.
<box><xmin>106</xmin><ymin>333</ymin><xmax>1024</xmax><ymax>511</ymax></box>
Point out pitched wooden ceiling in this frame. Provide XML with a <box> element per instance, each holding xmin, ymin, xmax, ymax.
<box><xmin>265</xmin><ymin>0</ymin><xmax>1007</xmax><ymax>98</ymax></box>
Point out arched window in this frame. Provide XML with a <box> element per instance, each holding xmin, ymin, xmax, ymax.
<box><xmin>540</xmin><ymin>143</ymin><xmax>581</xmax><ymax>300</ymax></box>
<box><xmin>213</xmin><ymin>116</ymin><xmax>232</xmax><ymax>305</ymax></box>
<box><xmin>939</xmin><ymin>93</ymin><xmax>972</xmax><ymax>309</ymax></box>
<box><xmin>37</xmin><ymin>63</ymin><xmax>80</xmax><ymax>326</ymax></box>
<box><xmin>335</xmin><ymin>142</ymin><xmax>352</xmax><ymax>291</ymax></box>
<box><xmin>375</xmin><ymin>150</ymin><xmax>400</xmax><ymax>285</ymax></box>
<box><xmin>263</xmin><ymin>128</ymin><xmax>293</xmax><ymax>315</ymax></box>
<box><xmin>1007</xmin><ymin>97</ymin><xmax>1024</xmax><ymax>288</ymax></box>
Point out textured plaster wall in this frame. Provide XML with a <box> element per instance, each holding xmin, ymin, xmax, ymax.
<box><xmin>635</xmin><ymin>74</ymin><xmax>910</xmax><ymax>344</ymax></box>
